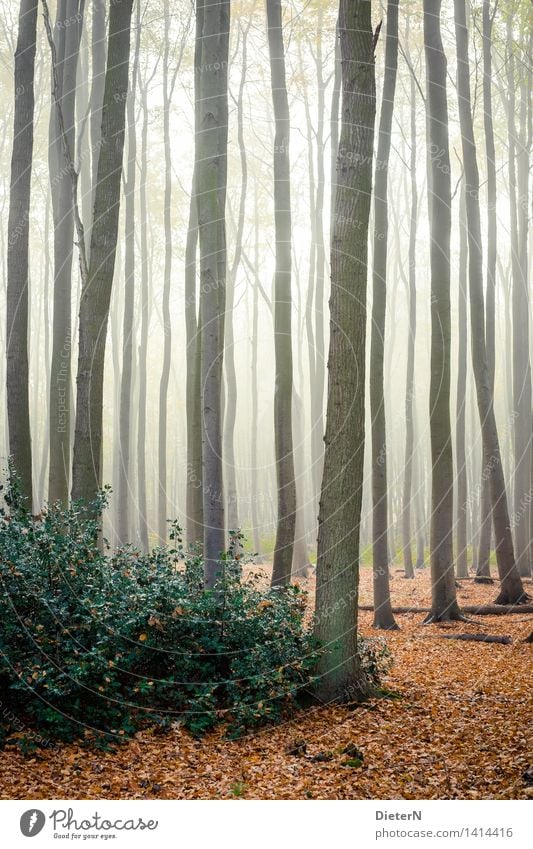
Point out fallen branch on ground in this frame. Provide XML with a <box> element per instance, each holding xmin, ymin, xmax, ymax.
<box><xmin>431</xmin><ymin>633</ymin><xmax>512</xmax><ymax>645</ymax></box>
<box><xmin>359</xmin><ymin>605</ymin><xmax>533</xmax><ymax>616</ymax></box>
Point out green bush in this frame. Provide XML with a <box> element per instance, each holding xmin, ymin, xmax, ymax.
<box><xmin>0</xmin><ymin>471</ymin><xmax>389</xmax><ymax>748</ymax></box>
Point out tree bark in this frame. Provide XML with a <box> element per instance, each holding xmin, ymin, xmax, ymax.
<box><xmin>137</xmin><ymin>53</ymin><xmax>151</xmax><ymax>552</ymax></box>
<box><xmin>195</xmin><ymin>0</ymin><xmax>230</xmax><ymax>588</ymax></box>
<box><xmin>314</xmin><ymin>0</ymin><xmax>377</xmax><ymax>702</ymax></box>
<box><xmin>267</xmin><ymin>0</ymin><xmax>297</xmax><ymax>587</ymax></box>
<box><xmin>71</xmin><ymin>0</ymin><xmax>134</xmax><ymax>505</ymax></box>
<box><xmin>402</xmin><ymin>17</ymin><xmax>417</xmax><ymax>580</ymax></box>
<box><xmin>48</xmin><ymin>0</ymin><xmax>83</xmax><ymax>506</ymax></box>
<box><xmin>370</xmin><ymin>0</ymin><xmax>399</xmax><ymax>630</ymax></box>
<box><xmin>455</xmin><ymin>182</ymin><xmax>469</xmax><ymax>578</ymax></box>
<box><xmin>6</xmin><ymin>0</ymin><xmax>38</xmax><ymax>506</ymax></box>
<box><xmin>423</xmin><ymin>0</ymin><xmax>462</xmax><ymax>622</ymax></box>
<box><xmin>117</xmin><ymin>13</ymin><xmax>139</xmax><ymax>544</ymax></box>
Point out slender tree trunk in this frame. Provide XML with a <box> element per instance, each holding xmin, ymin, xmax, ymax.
<box><xmin>267</xmin><ymin>0</ymin><xmax>296</xmax><ymax>587</ymax></box>
<box><xmin>117</xmin><ymin>16</ymin><xmax>139</xmax><ymax>544</ymax></box>
<box><xmin>224</xmin><ymin>21</ymin><xmax>251</xmax><ymax>538</ymax></box>
<box><xmin>311</xmin><ymin>9</ymin><xmax>326</xmax><ymax>510</ymax></box>
<box><xmin>314</xmin><ymin>0</ymin><xmax>377</xmax><ymax>702</ymax></box>
<box><xmin>454</xmin><ymin>0</ymin><xmax>526</xmax><ymax>605</ymax></box>
<box><xmin>48</xmin><ymin>0</ymin><xmax>82</xmax><ymax>506</ymax></box>
<box><xmin>157</xmin><ymin>0</ymin><xmax>173</xmax><ymax>544</ymax></box>
<box><xmin>402</xmin><ymin>20</ymin><xmax>417</xmax><ymax>580</ymax></box>
<box><xmin>185</xmin><ymin>1</ymin><xmax>204</xmax><ymax>548</ymax></box>
<box><xmin>455</xmin><ymin>182</ymin><xmax>469</xmax><ymax>578</ymax></box>
<box><xmin>250</xmin><ymin>188</ymin><xmax>261</xmax><ymax>559</ymax></box>
<box><xmin>71</xmin><ymin>0</ymin><xmax>134</xmax><ymax>505</ymax></box>
<box><xmin>506</xmin><ymin>20</ymin><xmax>532</xmax><ymax>579</ymax></box>
<box><xmin>423</xmin><ymin>0</ymin><xmax>461</xmax><ymax>622</ymax></box>
<box><xmin>195</xmin><ymin>0</ymin><xmax>230</xmax><ymax>588</ymax></box>
<box><xmin>6</xmin><ymin>0</ymin><xmax>38</xmax><ymax>505</ymax></box>
<box><xmin>370</xmin><ymin>0</ymin><xmax>399</xmax><ymax>630</ymax></box>
<box><xmin>137</xmin><ymin>58</ymin><xmax>150</xmax><ymax>552</ymax></box>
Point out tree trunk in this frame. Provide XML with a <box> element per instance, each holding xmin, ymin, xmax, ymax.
<box><xmin>71</xmin><ymin>0</ymin><xmax>134</xmax><ymax>505</ymax></box>
<box><xmin>6</xmin><ymin>0</ymin><xmax>38</xmax><ymax>506</ymax></box>
<box><xmin>370</xmin><ymin>0</ymin><xmax>399</xmax><ymax>630</ymax></box>
<box><xmin>455</xmin><ymin>181</ymin><xmax>469</xmax><ymax>579</ymax></box>
<box><xmin>454</xmin><ymin>0</ymin><xmax>526</xmax><ymax>606</ymax></box>
<box><xmin>195</xmin><ymin>0</ymin><xmax>230</xmax><ymax>588</ymax></box>
<box><xmin>157</xmin><ymin>0</ymin><xmax>173</xmax><ymax>545</ymax></box>
<box><xmin>506</xmin><ymin>20</ymin><xmax>532</xmax><ymax>579</ymax></box>
<box><xmin>224</xmin><ymin>21</ymin><xmax>251</xmax><ymax>538</ymax></box>
<box><xmin>117</xmin><ymin>15</ymin><xmax>139</xmax><ymax>544</ymax></box>
<box><xmin>402</xmin><ymin>19</ymin><xmax>417</xmax><ymax>580</ymax></box>
<box><xmin>267</xmin><ymin>0</ymin><xmax>296</xmax><ymax>587</ymax></box>
<box><xmin>48</xmin><ymin>0</ymin><xmax>83</xmax><ymax>506</ymax></box>
<box><xmin>314</xmin><ymin>0</ymin><xmax>377</xmax><ymax>702</ymax></box>
<box><xmin>423</xmin><ymin>0</ymin><xmax>462</xmax><ymax>622</ymax></box>
<box><xmin>137</xmin><ymin>54</ymin><xmax>150</xmax><ymax>553</ymax></box>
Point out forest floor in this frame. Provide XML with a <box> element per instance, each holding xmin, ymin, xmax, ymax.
<box><xmin>1</xmin><ymin>569</ymin><xmax>532</xmax><ymax>800</ymax></box>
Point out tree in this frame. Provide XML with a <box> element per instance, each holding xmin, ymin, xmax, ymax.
<box><xmin>474</xmin><ymin>0</ymin><xmax>498</xmax><ymax>581</ymax></box>
<box><xmin>454</xmin><ymin>0</ymin><xmax>526</xmax><ymax>605</ymax></box>
<box><xmin>71</xmin><ymin>0</ymin><xmax>134</xmax><ymax>505</ymax></box>
<box><xmin>267</xmin><ymin>0</ymin><xmax>297</xmax><ymax>588</ymax></box>
<box><xmin>455</xmin><ymin>182</ymin><xmax>469</xmax><ymax>579</ymax></box>
<box><xmin>423</xmin><ymin>0</ymin><xmax>461</xmax><ymax>622</ymax></box>
<box><xmin>401</xmin><ymin>15</ymin><xmax>418</xmax><ymax>580</ymax></box>
<box><xmin>185</xmin><ymin>0</ymin><xmax>204</xmax><ymax>548</ymax></box>
<box><xmin>224</xmin><ymin>19</ymin><xmax>251</xmax><ymax>540</ymax></box>
<box><xmin>117</xmin><ymin>11</ymin><xmax>140</xmax><ymax>544</ymax></box>
<box><xmin>48</xmin><ymin>0</ymin><xmax>83</xmax><ymax>506</ymax></box>
<box><xmin>314</xmin><ymin>0</ymin><xmax>377</xmax><ymax>702</ymax></box>
<box><xmin>195</xmin><ymin>0</ymin><xmax>230</xmax><ymax>588</ymax></box>
<box><xmin>370</xmin><ymin>0</ymin><xmax>399</xmax><ymax>630</ymax></box>
<box><xmin>6</xmin><ymin>0</ymin><xmax>38</xmax><ymax>506</ymax></box>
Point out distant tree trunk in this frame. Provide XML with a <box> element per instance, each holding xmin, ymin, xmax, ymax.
<box><xmin>311</xmin><ymin>9</ymin><xmax>326</xmax><ymax>511</ymax></box>
<box><xmin>402</xmin><ymin>18</ymin><xmax>417</xmax><ymax>580</ymax></box>
<box><xmin>474</xmin><ymin>0</ymin><xmax>497</xmax><ymax>581</ymax></box>
<box><xmin>370</xmin><ymin>0</ymin><xmax>399</xmax><ymax>630</ymax></box>
<box><xmin>423</xmin><ymin>0</ymin><xmax>461</xmax><ymax>622</ymax></box>
<box><xmin>6</xmin><ymin>0</ymin><xmax>38</xmax><ymax>505</ymax></box>
<box><xmin>454</xmin><ymin>0</ymin><xmax>526</xmax><ymax>605</ymax></box>
<box><xmin>117</xmin><ymin>17</ymin><xmax>139</xmax><ymax>544</ymax></box>
<box><xmin>455</xmin><ymin>182</ymin><xmax>469</xmax><ymax>579</ymax></box>
<box><xmin>157</xmin><ymin>0</ymin><xmax>173</xmax><ymax>545</ymax></box>
<box><xmin>267</xmin><ymin>0</ymin><xmax>296</xmax><ymax>587</ymax></box>
<box><xmin>250</xmin><ymin>188</ymin><xmax>262</xmax><ymax>559</ymax></box>
<box><xmin>506</xmin><ymin>20</ymin><xmax>531</xmax><ymax>579</ymax></box>
<box><xmin>224</xmin><ymin>21</ymin><xmax>251</xmax><ymax>537</ymax></box>
<box><xmin>516</xmin><ymin>36</ymin><xmax>532</xmax><ymax>578</ymax></box>
<box><xmin>137</xmin><ymin>54</ymin><xmax>150</xmax><ymax>552</ymax></box>
<box><xmin>314</xmin><ymin>0</ymin><xmax>377</xmax><ymax>701</ymax></box>
<box><xmin>71</xmin><ymin>0</ymin><xmax>134</xmax><ymax>505</ymax></box>
<box><xmin>48</xmin><ymin>0</ymin><xmax>83</xmax><ymax>506</ymax></box>
<box><xmin>195</xmin><ymin>0</ymin><xmax>230</xmax><ymax>588</ymax></box>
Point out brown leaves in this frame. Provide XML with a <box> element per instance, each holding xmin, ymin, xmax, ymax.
<box><xmin>0</xmin><ymin>572</ymin><xmax>531</xmax><ymax>800</ymax></box>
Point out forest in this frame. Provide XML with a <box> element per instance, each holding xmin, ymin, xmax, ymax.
<box><xmin>0</xmin><ymin>0</ymin><xmax>532</xmax><ymax>806</ymax></box>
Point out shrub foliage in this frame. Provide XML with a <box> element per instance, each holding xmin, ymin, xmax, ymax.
<box><xmin>0</xmin><ymin>472</ymin><xmax>389</xmax><ymax>748</ymax></box>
